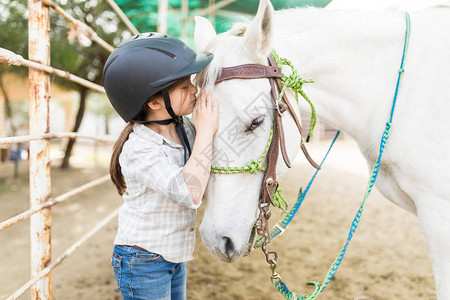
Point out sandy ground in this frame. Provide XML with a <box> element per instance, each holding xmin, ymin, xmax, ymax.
<box><xmin>0</xmin><ymin>139</ymin><xmax>436</xmax><ymax>300</ymax></box>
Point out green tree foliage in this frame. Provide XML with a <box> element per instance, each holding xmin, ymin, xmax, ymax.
<box><xmin>48</xmin><ymin>0</ymin><xmax>131</xmax><ymax>89</ymax></box>
<box><xmin>49</xmin><ymin>0</ymin><xmax>131</xmax><ymax>168</ymax></box>
<box><xmin>0</xmin><ymin>0</ymin><xmax>131</xmax><ymax>87</ymax></box>
<box><xmin>0</xmin><ymin>0</ymin><xmax>29</xmax><ymax>77</ymax></box>
<box><xmin>0</xmin><ymin>0</ymin><xmax>131</xmax><ymax>168</ymax></box>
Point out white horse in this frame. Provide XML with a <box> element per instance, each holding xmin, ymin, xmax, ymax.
<box><xmin>194</xmin><ymin>0</ymin><xmax>450</xmax><ymax>298</ymax></box>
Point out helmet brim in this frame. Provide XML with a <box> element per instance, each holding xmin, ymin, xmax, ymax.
<box><xmin>151</xmin><ymin>51</ymin><xmax>214</xmax><ymax>87</ymax></box>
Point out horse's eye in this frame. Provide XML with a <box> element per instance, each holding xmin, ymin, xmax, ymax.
<box><xmin>246</xmin><ymin>115</ymin><xmax>265</xmax><ymax>132</ymax></box>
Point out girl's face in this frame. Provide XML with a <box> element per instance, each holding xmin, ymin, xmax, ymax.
<box><xmin>169</xmin><ymin>78</ymin><xmax>198</xmax><ymax>116</ymax></box>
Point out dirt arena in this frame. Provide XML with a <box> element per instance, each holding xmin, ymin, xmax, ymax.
<box><xmin>0</xmin><ymin>139</ymin><xmax>436</xmax><ymax>299</ymax></box>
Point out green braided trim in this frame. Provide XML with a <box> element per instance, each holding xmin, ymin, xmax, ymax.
<box><xmin>210</xmin><ymin>160</ymin><xmax>266</xmax><ymax>174</ymax></box>
<box><xmin>271</xmin><ymin>50</ymin><xmax>316</xmax><ymax>140</ymax></box>
<box><xmin>210</xmin><ymin>119</ymin><xmax>274</xmax><ymax>174</ymax></box>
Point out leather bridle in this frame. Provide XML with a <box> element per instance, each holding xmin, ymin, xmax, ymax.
<box><xmin>213</xmin><ymin>55</ymin><xmax>319</xmax><ymax>261</ymax></box>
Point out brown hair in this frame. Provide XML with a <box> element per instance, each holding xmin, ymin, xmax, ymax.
<box><xmin>109</xmin><ymin>77</ymin><xmax>191</xmax><ymax>195</ymax></box>
<box><xmin>110</xmin><ymin>107</ymin><xmax>149</xmax><ymax>195</ymax></box>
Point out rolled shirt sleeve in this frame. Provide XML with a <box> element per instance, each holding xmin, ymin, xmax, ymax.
<box><xmin>168</xmin><ymin>171</ymin><xmax>202</xmax><ymax>209</ymax></box>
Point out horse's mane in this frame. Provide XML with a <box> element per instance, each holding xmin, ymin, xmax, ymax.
<box><xmin>194</xmin><ymin>22</ymin><xmax>249</xmax><ymax>90</ymax></box>
<box><xmin>436</xmin><ymin>0</ymin><xmax>450</xmax><ymax>8</ymax></box>
<box><xmin>194</xmin><ymin>7</ymin><xmax>322</xmax><ymax>90</ymax></box>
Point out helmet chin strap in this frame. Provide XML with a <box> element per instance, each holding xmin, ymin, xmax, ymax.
<box><xmin>134</xmin><ymin>88</ymin><xmax>192</xmax><ymax>163</ymax></box>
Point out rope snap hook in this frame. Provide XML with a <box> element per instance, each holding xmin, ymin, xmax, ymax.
<box><xmin>269</xmin><ymin>257</ymin><xmax>282</xmax><ymax>283</ymax></box>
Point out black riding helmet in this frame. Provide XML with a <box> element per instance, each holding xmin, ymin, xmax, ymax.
<box><xmin>103</xmin><ymin>33</ymin><xmax>213</xmax><ymax>163</ymax></box>
<box><xmin>103</xmin><ymin>32</ymin><xmax>213</xmax><ymax>122</ymax></box>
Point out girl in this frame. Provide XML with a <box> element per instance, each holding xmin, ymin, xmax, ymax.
<box><xmin>103</xmin><ymin>33</ymin><xmax>218</xmax><ymax>300</ymax></box>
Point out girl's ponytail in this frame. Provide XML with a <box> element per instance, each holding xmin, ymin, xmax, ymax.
<box><xmin>110</xmin><ymin>123</ymin><xmax>134</xmax><ymax>195</ymax></box>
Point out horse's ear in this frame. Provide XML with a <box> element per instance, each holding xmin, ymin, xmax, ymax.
<box><xmin>243</xmin><ymin>0</ymin><xmax>274</xmax><ymax>61</ymax></box>
<box><xmin>194</xmin><ymin>16</ymin><xmax>217</xmax><ymax>51</ymax></box>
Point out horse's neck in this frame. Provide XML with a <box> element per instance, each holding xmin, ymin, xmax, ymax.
<box><xmin>272</xmin><ymin>8</ymin><xmax>405</xmax><ymax>143</ymax></box>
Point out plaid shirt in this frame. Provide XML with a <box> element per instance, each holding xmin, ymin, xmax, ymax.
<box><xmin>114</xmin><ymin>119</ymin><xmax>199</xmax><ymax>263</ymax></box>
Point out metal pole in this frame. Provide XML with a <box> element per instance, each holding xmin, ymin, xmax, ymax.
<box><xmin>0</xmin><ymin>97</ymin><xmax>4</xmax><ymax>139</ymax></box>
<box><xmin>28</xmin><ymin>0</ymin><xmax>52</xmax><ymax>299</ymax></box>
<box><xmin>181</xmin><ymin>0</ymin><xmax>188</xmax><ymax>40</ymax></box>
<box><xmin>41</xmin><ymin>0</ymin><xmax>115</xmax><ymax>52</ymax></box>
<box><xmin>6</xmin><ymin>206</ymin><xmax>120</xmax><ymax>300</ymax></box>
<box><xmin>158</xmin><ymin>0</ymin><xmax>168</xmax><ymax>34</ymax></box>
<box><xmin>209</xmin><ymin>0</ymin><xmax>215</xmax><ymax>29</ymax></box>
<box><xmin>104</xmin><ymin>0</ymin><xmax>139</xmax><ymax>35</ymax></box>
<box><xmin>0</xmin><ymin>175</ymin><xmax>110</xmax><ymax>232</ymax></box>
<box><xmin>0</xmin><ymin>132</ymin><xmax>116</xmax><ymax>146</ymax></box>
<box><xmin>1</xmin><ymin>47</ymin><xmax>105</xmax><ymax>93</ymax></box>
<box><xmin>185</xmin><ymin>0</ymin><xmax>236</xmax><ymax>22</ymax></box>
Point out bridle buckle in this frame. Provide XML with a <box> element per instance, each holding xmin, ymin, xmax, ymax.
<box><xmin>275</xmin><ymin>101</ymin><xmax>287</xmax><ymax>117</ymax></box>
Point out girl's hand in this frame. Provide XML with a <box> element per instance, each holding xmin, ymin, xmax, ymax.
<box><xmin>194</xmin><ymin>90</ymin><xmax>219</xmax><ymax>137</ymax></box>
<box><xmin>184</xmin><ymin>90</ymin><xmax>219</xmax><ymax>204</ymax></box>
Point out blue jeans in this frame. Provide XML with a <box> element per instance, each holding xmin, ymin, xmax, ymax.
<box><xmin>111</xmin><ymin>245</ymin><xmax>186</xmax><ymax>300</ymax></box>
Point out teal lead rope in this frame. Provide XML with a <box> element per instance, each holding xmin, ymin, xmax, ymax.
<box><xmin>268</xmin><ymin>11</ymin><xmax>411</xmax><ymax>300</ymax></box>
<box><xmin>254</xmin><ymin>130</ymin><xmax>340</xmax><ymax>248</ymax></box>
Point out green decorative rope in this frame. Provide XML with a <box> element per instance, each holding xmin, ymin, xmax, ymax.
<box><xmin>210</xmin><ymin>120</ymin><xmax>274</xmax><ymax>174</ymax></box>
<box><xmin>271</xmin><ymin>188</ymin><xmax>289</xmax><ymax>213</ymax></box>
<box><xmin>271</xmin><ymin>50</ymin><xmax>316</xmax><ymax>141</ymax></box>
<box><xmin>211</xmin><ymin>50</ymin><xmax>317</xmax><ymax>175</ymax></box>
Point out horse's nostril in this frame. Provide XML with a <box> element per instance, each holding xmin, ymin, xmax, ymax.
<box><xmin>223</xmin><ymin>236</ymin><xmax>235</xmax><ymax>259</ymax></box>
